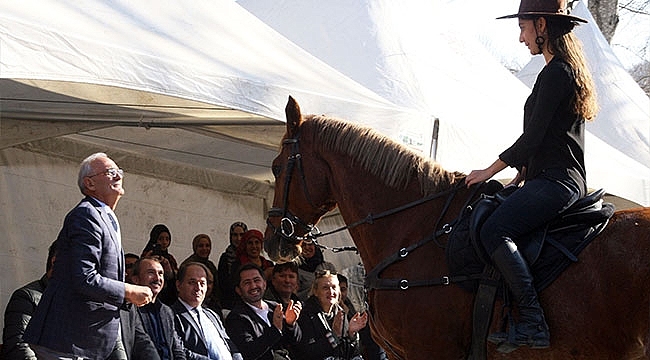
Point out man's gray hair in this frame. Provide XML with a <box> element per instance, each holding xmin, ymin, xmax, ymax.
<box><xmin>77</xmin><ymin>152</ymin><xmax>108</xmax><ymax>194</ymax></box>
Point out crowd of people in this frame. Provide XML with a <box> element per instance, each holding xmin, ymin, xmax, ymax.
<box><xmin>1</xmin><ymin>152</ymin><xmax>384</xmax><ymax>360</ymax></box>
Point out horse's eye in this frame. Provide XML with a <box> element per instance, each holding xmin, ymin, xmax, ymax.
<box><xmin>272</xmin><ymin>165</ymin><xmax>282</xmax><ymax>177</ymax></box>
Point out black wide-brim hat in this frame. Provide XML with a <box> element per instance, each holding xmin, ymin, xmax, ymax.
<box><xmin>497</xmin><ymin>0</ymin><xmax>588</xmax><ymax>23</ymax></box>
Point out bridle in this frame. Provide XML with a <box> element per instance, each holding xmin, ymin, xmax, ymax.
<box><xmin>266</xmin><ymin>132</ymin><xmax>324</xmax><ymax>247</ymax></box>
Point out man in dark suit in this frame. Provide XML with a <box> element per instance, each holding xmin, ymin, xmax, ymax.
<box><xmin>171</xmin><ymin>262</ymin><xmax>242</xmax><ymax>360</ymax></box>
<box><xmin>24</xmin><ymin>152</ymin><xmax>153</xmax><ymax>360</ymax></box>
<box><xmin>226</xmin><ymin>263</ymin><xmax>302</xmax><ymax>360</ymax></box>
<box><xmin>131</xmin><ymin>257</ymin><xmax>186</xmax><ymax>359</ymax></box>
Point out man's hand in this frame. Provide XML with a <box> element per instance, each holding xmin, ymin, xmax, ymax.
<box><xmin>272</xmin><ymin>304</ymin><xmax>284</xmax><ymax>330</ymax></box>
<box><xmin>125</xmin><ymin>283</ymin><xmax>153</xmax><ymax>306</ymax></box>
<box><xmin>284</xmin><ymin>300</ymin><xmax>301</xmax><ymax>326</ymax></box>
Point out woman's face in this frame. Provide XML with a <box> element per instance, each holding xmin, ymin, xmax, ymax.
<box><xmin>196</xmin><ymin>237</ymin><xmax>211</xmax><ymax>258</ymax></box>
<box><xmin>245</xmin><ymin>237</ymin><xmax>262</xmax><ymax>259</ymax></box>
<box><xmin>519</xmin><ymin>18</ymin><xmax>545</xmax><ymax>55</ymax></box>
<box><xmin>156</xmin><ymin>231</ymin><xmax>171</xmax><ymax>250</ymax></box>
<box><xmin>302</xmin><ymin>242</ymin><xmax>316</xmax><ymax>259</ymax></box>
<box><xmin>315</xmin><ymin>275</ymin><xmax>340</xmax><ymax>312</ymax></box>
<box><xmin>230</xmin><ymin>226</ymin><xmax>246</xmax><ymax>247</ymax></box>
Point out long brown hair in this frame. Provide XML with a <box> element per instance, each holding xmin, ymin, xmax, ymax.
<box><xmin>545</xmin><ymin>16</ymin><xmax>599</xmax><ymax>120</ymax></box>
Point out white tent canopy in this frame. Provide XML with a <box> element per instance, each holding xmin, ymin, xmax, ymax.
<box><xmin>239</xmin><ymin>0</ymin><xmax>650</xmax><ymax>206</ymax></box>
<box><xmin>1</xmin><ymin>0</ymin><xmax>430</xmax><ymax>185</ymax></box>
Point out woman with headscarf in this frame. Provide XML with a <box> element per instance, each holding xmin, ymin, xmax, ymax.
<box><xmin>232</xmin><ymin>229</ymin><xmax>274</xmax><ymax>281</ymax></box>
<box><xmin>218</xmin><ymin>221</ymin><xmax>248</xmax><ymax>310</ymax></box>
<box><xmin>141</xmin><ymin>224</ymin><xmax>179</xmax><ymax>304</ymax></box>
<box><xmin>296</xmin><ymin>241</ymin><xmax>336</xmax><ymax>301</ymax></box>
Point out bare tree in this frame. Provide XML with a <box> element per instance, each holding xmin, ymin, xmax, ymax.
<box><xmin>588</xmin><ymin>0</ymin><xmax>620</xmax><ymax>42</ymax></box>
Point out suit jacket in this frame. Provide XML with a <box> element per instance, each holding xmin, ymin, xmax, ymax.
<box><xmin>137</xmin><ymin>300</ymin><xmax>186</xmax><ymax>359</ymax></box>
<box><xmin>24</xmin><ymin>196</ymin><xmax>126</xmax><ymax>360</ymax></box>
<box><xmin>171</xmin><ymin>300</ymin><xmax>243</xmax><ymax>360</ymax></box>
<box><xmin>225</xmin><ymin>300</ymin><xmax>302</xmax><ymax>360</ymax></box>
<box><xmin>121</xmin><ymin>304</ymin><xmax>161</xmax><ymax>360</ymax></box>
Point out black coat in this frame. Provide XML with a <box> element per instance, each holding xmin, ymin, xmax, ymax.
<box><xmin>225</xmin><ymin>300</ymin><xmax>302</xmax><ymax>360</ymax></box>
<box><xmin>137</xmin><ymin>300</ymin><xmax>186</xmax><ymax>359</ymax></box>
<box><xmin>292</xmin><ymin>297</ymin><xmax>361</xmax><ymax>360</ymax></box>
<box><xmin>120</xmin><ymin>304</ymin><xmax>161</xmax><ymax>360</ymax></box>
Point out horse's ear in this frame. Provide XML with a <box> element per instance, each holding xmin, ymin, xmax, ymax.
<box><xmin>285</xmin><ymin>96</ymin><xmax>302</xmax><ymax>137</ymax></box>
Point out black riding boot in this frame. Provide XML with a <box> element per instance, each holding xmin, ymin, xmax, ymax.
<box><xmin>487</xmin><ymin>238</ymin><xmax>550</xmax><ymax>353</ymax></box>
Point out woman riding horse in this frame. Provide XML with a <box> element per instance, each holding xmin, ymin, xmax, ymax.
<box><xmin>465</xmin><ymin>0</ymin><xmax>598</xmax><ymax>353</ymax></box>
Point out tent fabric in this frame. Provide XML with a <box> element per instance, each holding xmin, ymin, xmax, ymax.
<box><xmin>1</xmin><ymin>0</ymin><xmax>431</xmax><ymax>164</ymax></box>
<box><xmin>239</xmin><ymin>0</ymin><xmax>650</xmax><ymax>206</ymax></box>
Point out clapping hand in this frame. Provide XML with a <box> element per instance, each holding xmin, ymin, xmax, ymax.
<box><xmin>348</xmin><ymin>311</ymin><xmax>368</xmax><ymax>336</ymax></box>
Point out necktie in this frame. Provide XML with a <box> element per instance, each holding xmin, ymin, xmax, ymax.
<box><xmin>107</xmin><ymin>212</ymin><xmax>118</xmax><ymax>231</ymax></box>
<box><xmin>193</xmin><ymin>308</ymin><xmax>232</xmax><ymax>360</ymax></box>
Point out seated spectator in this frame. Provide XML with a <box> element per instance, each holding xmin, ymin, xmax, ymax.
<box><xmin>1</xmin><ymin>241</ymin><xmax>57</xmax><ymax>360</ymax></box>
<box><xmin>264</xmin><ymin>262</ymin><xmax>301</xmax><ymax>309</ymax></box>
<box><xmin>142</xmin><ymin>224</ymin><xmax>179</xmax><ymax>305</ymax></box>
<box><xmin>338</xmin><ymin>274</ymin><xmax>387</xmax><ymax>360</ymax></box>
<box><xmin>125</xmin><ymin>253</ymin><xmax>140</xmax><ymax>283</ymax></box>
<box><xmin>292</xmin><ymin>270</ymin><xmax>367</xmax><ymax>360</ymax></box>
<box><xmin>226</xmin><ymin>263</ymin><xmax>302</xmax><ymax>360</ymax></box>
<box><xmin>171</xmin><ymin>262</ymin><xmax>243</xmax><ymax>360</ymax></box>
<box><xmin>218</xmin><ymin>222</ymin><xmax>248</xmax><ymax>310</ymax></box>
<box><xmin>296</xmin><ymin>242</ymin><xmax>336</xmax><ymax>301</ymax></box>
<box><xmin>232</xmin><ymin>229</ymin><xmax>274</xmax><ymax>281</ymax></box>
<box><xmin>131</xmin><ymin>257</ymin><xmax>186</xmax><ymax>359</ymax></box>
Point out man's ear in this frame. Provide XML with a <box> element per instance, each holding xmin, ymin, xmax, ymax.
<box><xmin>235</xmin><ymin>286</ymin><xmax>241</xmax><ymax>297</ymax></box>
<box><xmin>83</xmin><ymin>176</ymin><xmax>95</xmax><ymax>192</ymax></box>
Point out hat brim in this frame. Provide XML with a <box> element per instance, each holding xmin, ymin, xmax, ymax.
<box><xmin>497</xmin><ymin>12</ymin><xmax>588</xmax><ymax>23</ymax></box>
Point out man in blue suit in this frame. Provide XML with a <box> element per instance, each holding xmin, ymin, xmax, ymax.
<box><xmin>24</xmin><ymin>152</ymin><xmax>153</xmax><ymax>360</ymax></box>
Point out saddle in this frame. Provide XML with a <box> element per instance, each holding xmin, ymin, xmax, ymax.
<box><xmin>446</xmin><ymin>183</ymin><xmax>615</xmax><ymax>360</ymax></box>
<box><xmin>447</xmin><ymin>184</ymin><xmax>615</xmax><ymax>292</ymax></box>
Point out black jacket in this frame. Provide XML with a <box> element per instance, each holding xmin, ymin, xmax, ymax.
<box><xmin>120</xmin><ymin>304</ymin><xmax>161</xmax><ymax>360</ymax></box>
<box><xmin>1</xmin><ymin>275</ymin><xmax>47</xmax><ymax>360</ymax></box>
<box><xmin>137</xmin><ymin>300</ymin><xmax>186</xmax><ymax>359</ymax></box>
<box><xmin>225</xmin><ymin>300</ymin><xmax>302</xmax><ymax>360</ymax></box>
<box><xmin>292</xmin><ymin>297</ymin><xmax>361</xmax><ymax>360</ymax></box>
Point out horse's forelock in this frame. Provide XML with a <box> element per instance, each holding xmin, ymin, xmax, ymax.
<box><xmin>302</xmin><ymin>115</ymin><xmax>461</xmax><ymax>194</ymax></box>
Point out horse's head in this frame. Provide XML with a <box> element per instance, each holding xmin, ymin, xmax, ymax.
<box><xmin>264</xmin><ymin>96</ymin><xmax>337</xmax><ymax>262</ymax></box>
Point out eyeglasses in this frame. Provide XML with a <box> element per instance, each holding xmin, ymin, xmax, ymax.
<box><xmin>87</xmin><ymin>168</ymin><xmax>124</xmax><ymax>179</ymax></box>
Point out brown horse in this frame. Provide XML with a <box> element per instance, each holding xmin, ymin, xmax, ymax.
<box><xmin>264</xmin><ymin>96</ymin><xmax>650</xmax><ymax>360</ymax></box>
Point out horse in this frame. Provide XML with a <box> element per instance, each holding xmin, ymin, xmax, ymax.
<box><xmin>264</xmin><ymin>96</ymin><xmax>650</xmax><ymax>360</ymax></box>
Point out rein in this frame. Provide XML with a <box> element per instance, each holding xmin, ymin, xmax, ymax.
<box><xmin>365</xmin><ymin>181</ymin><xmax>486</xmax><ymax>291</ymax></box>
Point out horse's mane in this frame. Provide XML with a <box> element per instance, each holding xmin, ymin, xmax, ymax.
<box><xmin>303</xmin><ymin>115</ymin><xmax>464</xmax><ymax>195</ymax></box>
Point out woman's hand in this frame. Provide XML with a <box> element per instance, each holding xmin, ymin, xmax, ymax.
<box><xmin>507</xmin><ymin>166</ymin><xmax>526</xmax><ymax>186</ymax></box>
<box><xmin>348</xmin><ymin>311</ymin><xmax>368</xmax><ymax>337</ymax></box>
<box><xmin>465</xmin><ymin>159</ymin><xmax>508</xmax><ymax>187</ymax></box>
<box><xmin>332</xmin><ymin>310</ymin><xmax>344</xmax><ymax>338</ymax></box>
